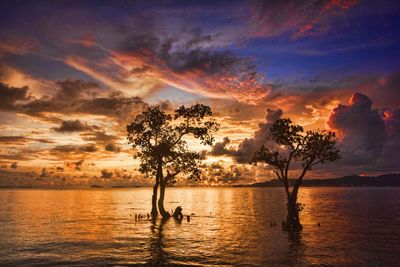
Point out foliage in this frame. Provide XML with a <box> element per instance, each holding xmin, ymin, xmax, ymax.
<box><xmin>127</xmin><ymin>104</ymin><xmax>219</xmax><ymax>185</ymax></box>
<box><xmin>252</xmin><ymin>118</ymin><xmax>341</xmax><ymax>181</ymax></box>
<box><xmin>251</xmin><ymin>118</ymin><xmax>341</xmax><ymax>230</ymax></box>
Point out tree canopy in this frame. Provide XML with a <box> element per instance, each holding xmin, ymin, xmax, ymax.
<box><xmin>127</xmin><ymin>104</ymin><xmax>219</xmax><ymax>217</ymax></box>
<box><xmin>252</xmin><ymin>118</ymin><xmax>341</xmax><ymax>230</ymax></box>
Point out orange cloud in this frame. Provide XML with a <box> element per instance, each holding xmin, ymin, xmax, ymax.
<box><xmin>109</xmin><ymin>50</ymin><xmax>270</xmax><ymax>104</ymax></box>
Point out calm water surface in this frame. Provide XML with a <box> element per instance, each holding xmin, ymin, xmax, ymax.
<box><xmin>0</xmin><ymin>187</ymin><xmax>399</xmax><ymax>266</ymax></box>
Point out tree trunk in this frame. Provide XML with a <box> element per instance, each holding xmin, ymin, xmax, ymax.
<box><xmin>158</xmin><ymin>181</ymin><xmax>170</xmax><ymax>219</ymax></box>
<box><xmin>286</xmin><ymin>195</ymin><xmax>302</xmax><ymax>231</ymax></box>
<box><xmin>286</xmin><ymin>178</ymin><xmax>303</xmax><ymax>231</ymax></box>
<box><xmin>151</xmin><ymin>162</ymin><xmax>162</xmax><ymax>218</ymax></box>
<box><xmin>151</xmin><ymin>181</ymin><xmax>159</xmax><ymax>217</ymax></box>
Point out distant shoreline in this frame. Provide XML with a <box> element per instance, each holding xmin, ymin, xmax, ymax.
<box><xmin>1</xmin><ymin>173</ymin><xmax>399</xmax><ymax>189</ymax></box>
<box><xmin>235</xmin><ymin>173</ymin><xmax>400</xmax><ymax>188</ymax></box>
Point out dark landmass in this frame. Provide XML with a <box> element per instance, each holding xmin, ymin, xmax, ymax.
<box><xmin>236</xmin><ymin>173</ymin><xmax>400</xmax><ymax>187</ymax></box>
<box><xmin>2</xmin><ymin>174</ymin><xmax>399</xmax><ymax>189</ymax></box>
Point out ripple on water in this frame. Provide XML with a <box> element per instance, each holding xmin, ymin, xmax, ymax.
<box><xmin>0</xmin><ymin>187</ymin><xmax>400</xmax><ymax>266</ymax></box>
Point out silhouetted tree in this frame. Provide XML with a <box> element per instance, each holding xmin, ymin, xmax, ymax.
<box><xmin>127</xmin><ymin>104</ymin><xmax>219</xmax><ymax>218</ymax></box>
<box><xmin>252</xmin><ymin>119</ymin><xmax>341</xmax><ymax>231</ymax></box>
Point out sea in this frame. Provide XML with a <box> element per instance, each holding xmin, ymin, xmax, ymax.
<box><xmin>0</xmin><ymin>187</ymin><xmax>399</xmax><ymax>266</ymax></box>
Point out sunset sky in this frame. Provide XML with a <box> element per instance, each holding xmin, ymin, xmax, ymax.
<box><xmin>0</xmin><ymin>0</ymin><xmax>399</xmax><ymax>187</ymax></box>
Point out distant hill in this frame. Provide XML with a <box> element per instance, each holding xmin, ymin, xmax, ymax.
<box><xmin>244</xmin><ymin>173</ymin><xmax>400</xmax><ymax>187</ymax></box>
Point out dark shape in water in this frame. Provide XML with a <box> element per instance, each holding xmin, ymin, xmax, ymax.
<box><xmin>149</xmin><ymin>218</ymin><xmax>168</xmax><ymax>265</ymax></box>
<box><xmin>173</xmin><ymin>206</ymin><xmax>183</xmax><ymax>221</ymax></box>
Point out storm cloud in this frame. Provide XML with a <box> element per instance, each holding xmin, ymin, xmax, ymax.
<box><xmin>327</xmin><ymin>93</ymin><xmax>387</xmax><ymax>164</ymax></box>
<box><xmin>326</xmin><ymin>93</ymin><xmax>400</xmax><ymax>173</ymax></box>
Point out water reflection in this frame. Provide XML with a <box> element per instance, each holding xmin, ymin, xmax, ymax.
<box><xmin>148</xmin><ymin>218</ymin><xmax>168</xmax><ymax>266</ymax></box>
<box><xmin>0</xmin><ymin>188</ymin><xmax>399</xmax><ymax>266</ymax></box>
<box><xmin>286</xmin><ymin>230</ymin><xmax>306</xmax><ymax>266</ymax></box>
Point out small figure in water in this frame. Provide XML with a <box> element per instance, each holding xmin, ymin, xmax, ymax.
<box><xmin>187</xmin><ymin>215</ymin><xmax>190</xmax><ymax>222</ymax></box>
<box><xmin>173</xmin><ymin>206</ymin><xmax>183</xmax><ymax>220</ymax></box>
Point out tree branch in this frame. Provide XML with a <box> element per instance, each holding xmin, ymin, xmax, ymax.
<box><xmin>171</xmin><ymin>129</ymin><xmax>187</xmax><ymax>147</ymax></box>
<box><xmin>164</xmin><ymin>169</ymin><xmax>181</xmax><ymax>185</ymax></box>
<box><xmin>279</xmin><ymin>168</ymin><xmax>285</xmax><ymax>180</ymax></box>
<box><xmin>284</xmin><ymin>152</ymin><xmax>293</xmax><ymax>180</ymax></box>
<box><xmin>274</xmin><ymin>171</ymin><xmax>283</xmax><ymax>182</ymax></box>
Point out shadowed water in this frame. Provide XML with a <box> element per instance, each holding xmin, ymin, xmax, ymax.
<box><xmin>0</xmin><ymin>187</ymin><xmax>399</xmax><ymax>266</ymax></box>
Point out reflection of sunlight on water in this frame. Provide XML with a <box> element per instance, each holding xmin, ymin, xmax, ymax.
<box><xmin>297</xmin><ymin>189</ymin><xmax>316</xmax><ymax>226</ymax></box>
<box><xmin>0</xmin><ymin>188</ymin><xmax>400</xmax><ymax>266</ymax></box>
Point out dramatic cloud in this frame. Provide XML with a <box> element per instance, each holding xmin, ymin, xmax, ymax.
<box><xmin>0</xmin><ymin>1</ymin><xmax>399</xmax><ymax>186</ymax></box>
<box><xmin>212</xmin><ymin>93</ymin><xmax>400</xmax><ymax>177</ymax></box>
<box><xmin>101</xmin><ymin>169</ymin><xmax>113</xmax><ymax>179</ymax></box>
<box><xmin>211</xmin><ymin>108</ymin><xmax>283</xmax><ymax>163</ymax></box>
<box><xmin>0</xmin><ymin>82</ymin><xmax>31</xmax><ymax>110</ymax></box>
<box><xmin>327</xmin><ymin>93</ymin><xmax>387</xmax><ymax>164</ymax></box>
<box><xmin>325</xmin><ymin>93</ymin><xmax>400</xmax><ymax>174</ymax></box>
<box><xmin>19</xmin><ymin>79</ymin><xmax>148</xmax><ymax>124</ymax></box>
<box><xmin>105</xmin><ymin>143</ymin><xmax>121</xmax><ymax>153</ymax></box>
<box><xmin>211</xmin><ymin>137</ymin><xmax>231</xmax><ymax>156</ymax></box>
<box><xmin>107</xmin><ymin>30</ymin><xmax>271</xmax><ymax>103</ymax></box>
<box><xmin>1</xmin><ymin>2</ymin><xmax>276</xmax><ymax>104</ymax></box>
<box><xmin>52</xmin><ymin>120</ymin><xmax>92</xmax><ymax>132</ymax></box>
<box><xmin>55</xmin><ymin>79</ymin><xmax>99</xmax><ymax>100</ymax></box>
